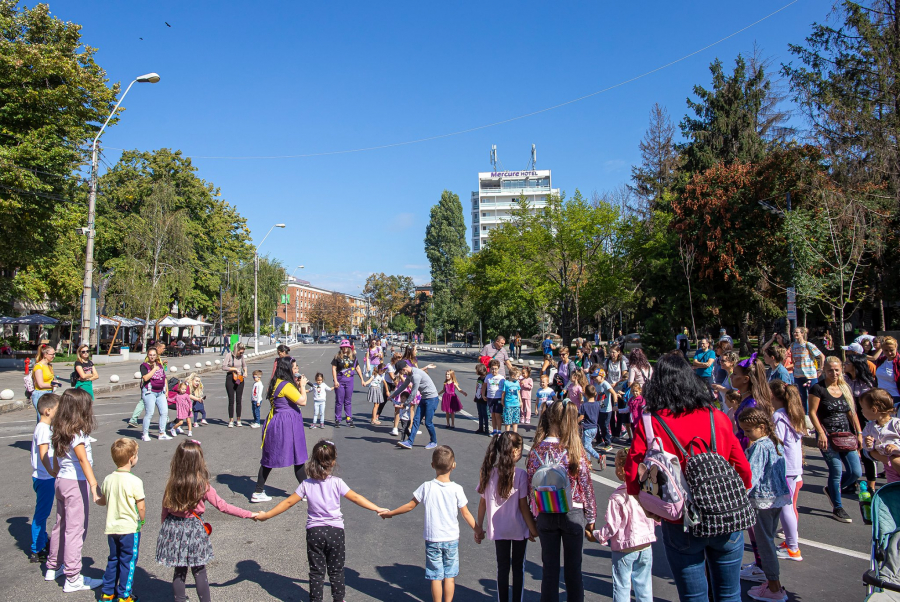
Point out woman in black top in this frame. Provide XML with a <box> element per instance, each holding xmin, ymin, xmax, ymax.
<box><xmin>808</xmin><ymin>356</ymin><xmax>863</xmax><ymax>523</ymax></box>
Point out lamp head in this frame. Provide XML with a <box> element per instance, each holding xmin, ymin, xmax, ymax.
<box><xmin>136</xmin><ymin>73</ymin><xmax>161</xmax><ymax>84</ymax></box>
<box><xmin>298</xmin><ymin>265</ymin><xmax>304</xmax><ymax>269</ymax></box>
<box><xmin>275</xmin><ymin>224</ymin><xmax>286</xmax><ymax>228</ymax></box>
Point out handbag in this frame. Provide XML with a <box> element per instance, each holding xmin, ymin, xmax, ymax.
<box><xmin>192</xmin><ymin>511</ymin><xmax>212</xmax><ymax>536</ymax></box>
<box><xmin>828</xmin><ymin>431</ymin><xmax>859</xmax><ymax>452</ymax></box>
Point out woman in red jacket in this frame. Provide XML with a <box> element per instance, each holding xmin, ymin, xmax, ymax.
<box><xmin>625</xmin><ymin>352</ymin><xmax>751</xmax><ymax>602</ymax></box>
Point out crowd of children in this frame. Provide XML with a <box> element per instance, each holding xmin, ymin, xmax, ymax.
<box><xmin>26</xmin><ymin>341</ymin><xmax>900</xmax><ymax>602</ymax></box>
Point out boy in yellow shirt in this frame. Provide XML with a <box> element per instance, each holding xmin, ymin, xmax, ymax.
<box><xmin>98</xmin><ymin>438</ymin><xmax>145</xmax><ymax>602</ymax></box>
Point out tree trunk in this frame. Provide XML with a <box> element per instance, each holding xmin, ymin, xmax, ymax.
<box><xmin>739</xmin><ymin>312</ymin><xmax>751</xmax><ymax>356</ymax></box>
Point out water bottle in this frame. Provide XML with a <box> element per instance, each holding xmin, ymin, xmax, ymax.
<box><xmin>859</xmin><ymin>482</ymin><xmax>873</xmax><ymax>525</ymax></box>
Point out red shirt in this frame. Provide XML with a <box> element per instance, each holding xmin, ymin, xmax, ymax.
<box><xmin>625</xmin><ymin>408</ymin><xmax>752</xmax><ymax>497</ymax></box>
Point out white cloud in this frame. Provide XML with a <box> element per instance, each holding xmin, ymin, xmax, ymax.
<box><xmin>404</xmin><ymin>264</ymin><xmax>429</xmax><ymax>270</ymax></box>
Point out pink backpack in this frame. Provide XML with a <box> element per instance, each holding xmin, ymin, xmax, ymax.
<box><xmin>636</xmin><ymin>412</ymin><xmax>692</xmax><ymax>524</ymax></box>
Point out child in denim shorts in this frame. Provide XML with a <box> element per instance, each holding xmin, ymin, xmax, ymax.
<box><xmin>379</xmin><ymin>445</ymin><xmax>477</xmax><ymax>599</ymax></box>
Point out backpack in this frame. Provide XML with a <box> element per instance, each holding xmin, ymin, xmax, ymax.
<box><xmin>637</xmin><ymin>413</ymin><xmax>691</xmax><ymax>523</ymax></box>
<box><xmin>649</xmin><ymin>410</ymin><xmax>757</xmax><ymax>538</ymax></box>
<box><xmin>531</xmin><ymin>452</ymin><xmax>573</xmax><ymax>513</ymax></box>
<box><xmin>23</xmin><ymin>372</ymin><xmax>34</xmax><ymax>399</ymax></box>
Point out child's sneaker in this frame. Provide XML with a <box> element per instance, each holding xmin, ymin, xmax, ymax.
<box><xmin>101</xmin><ymin>594</ymin><xmax>116</xmax><ymax>601</ymax></box>
<box><xmin>250</xmin><ymin>492</ymin><xmax>272</xmax><ymax>503</ymax></box>
<box><xmin>740</xmin><ymin>563</ymin><xmax>766</xmax><ymax>583</ymax></box>
<box><xmin>63</xmin><ymin>575</ymin><xmax>102</xmax><ymax>592</ymax></box>
<box><xmin>391</xmin><ymin>428</ymin><xmax>399</xmax><ymax>436</ymax></box>
<box><xmin>175</xmin><ymin>427</ymin><xmax>183</xmax><ymax>434</ymax></box>
<box><xmin>158</xmin><ymin>433</ymin><xmax>172</xmax><ymax>441</ymax></box>
<box><xmin>169</xmin><ymin>428</ymin><xmax>178</xmax><ymax>438</ymax></box>
<box><xmin>44</xmin><ymin>567</ymin><xmax>64</xmax><ymax>581</ymax></box>
<box><xmin>251</xmin><ymin>422</ymin><xmax>260</xmax><ymax>429</ymax></box>
<box><xmin>747</xmin><ymin>583</ymin><xmax>788</xmax><ymax>602</ymax></box>
<box><xmin>200</xmin><ymin>419</ymin><xmax>208</xmax><ymax>425</ymax></box>
<box><xmin>776</xmin><ymin>542</ymin><xmax>803</xmax><ymax>561</ymax></box>
<box><xmin>187</xmin><ymin>431</ymin><xmax>193</xmax><ymax>437</ymax></box>
<box><xmin>118</xmin><ymin>596</ymin><xmax>140</xmax><ymax>602</ymax></box>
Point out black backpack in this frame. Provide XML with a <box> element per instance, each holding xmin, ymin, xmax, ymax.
<box><xmin>652</xmin><ymin>410</ymin><xmax>756</xmax><ymax>538</ymax></box>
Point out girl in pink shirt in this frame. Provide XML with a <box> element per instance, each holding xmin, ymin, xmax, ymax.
<box><xmin>156</xmin><ymin>441</ymin><xmax>257</xmax><ymax>602</ymax></box>
<box><xmin>475</xmin><ymin>432</ymin><xmax>538</xmax><ymax>602</ymax></box>
<box><xmin>589</xmin><ymin>449</ymin><xmax>658</xmax><ymax>602</ymax></box>
<box><xmin>519</xmin><ymin>367</ymin><xmax>534</xmax><ymax>426</ymax></box>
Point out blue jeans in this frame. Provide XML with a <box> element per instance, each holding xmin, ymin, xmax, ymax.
<box><xmin>141</xmin><ymin>390</ymin><xmax>168</xmax><ymax>437</ymax></box>
<box><xmin>425</xmin><ymin>540</ymin><xmax>459</xmax><ymax>580</ymax></box>
<box><xmin>596</xmin><ymin>412</ymin><xmax>611</xmax><ymax>446</ymax></box>
<box><xmin>475</xmin><ymin>400</ymin><xmax>489</xmax><ymax>431</ymax></box>
<box><xmin>251</xmin><ymin>399</ymin><xmax>261</xmax><ymax>424</ymax></box>
<box><xmin>406</xmin><ymin>395</ymin><xmax>438</xmax><ymax>446</ymax></box>
<box><xmin>582</xmin><ymin>427</ymin><xmax>600</xmax><ymax>459</ymax></box>
<box><xmin>661</xmin><ymin>521</ymin><xmax>743</xmax><ymax>602</ymax></box>
<box><xmin>795</xmin><ymin>376</ymin><xmax>817</xmax><ymax>414</ymax></box>
<box><xmin>611</xmin><ymin>547</ymin><xmax>653</xmax><ymax>602</ymax></box>
<box><xmin>31</xmin><ymin>477</ymin><xmax>55</xmax><ymax>553</ymax></box>
<box><xmin>102</xmin><ymin>532</ymin><xmax>140</xmax><ymax>598</ymax></box>
<box><xmin>821</xmin><ymin>444</ymin><xmax>862</xmax><ymax>509</ymax></box>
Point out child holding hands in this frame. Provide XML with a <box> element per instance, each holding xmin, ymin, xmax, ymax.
<box><xmin>156</xmin><ymin>440</ymin><xmax>258</xmax><ymax>602</ymax></box>
<box><xmin>474</xmin><ymin>432</ymin><xmax>538</xmax><ymax>602</ymax></box>
<box><xmin>256</xmin><ymin>440</ymin><xmax>387</xmax><ymax>602</ymax></box>
<box><xmin>588</xmin><ymin>448</ymin><xmax>658</xmax><ymax>602</ymax></box>
<box><xmin>380</xmin><ymin>445</ymin><xmax>477</xmax><ymax>602</ymax></box>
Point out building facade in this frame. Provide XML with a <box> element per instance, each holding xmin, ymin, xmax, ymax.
<box><xmin>277</xmin><ymin>278</ymin><xmax>369</xmax><ymax>336</ymax></box>
<box><xmin>471</xmin><ymin>169</ymin><xmax>558</xmax><ymax>252</ymax></box>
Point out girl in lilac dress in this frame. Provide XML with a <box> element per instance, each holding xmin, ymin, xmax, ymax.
<box><xmin>441</xmin><ymin>369</ymin><xmax>467</xmax><ymax>429</ymax></box>
<box><xmin>251</xmin><ymin>357</ymin><xmax>308</xmax><ymax>503</ymax></box>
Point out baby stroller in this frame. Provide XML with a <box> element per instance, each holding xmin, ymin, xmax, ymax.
<box><xmin>864</xmin><ymin>482</ymin><xmax>900</xmax><ymax>600</ymax></box>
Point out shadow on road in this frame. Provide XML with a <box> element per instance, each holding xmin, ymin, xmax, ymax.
<box><xmin>8</xmin><ymin>440</ymin><xmax>30</xmax><ymax>453</ymax></box>
<box><xmin>345</xmin><ymin>564</ymin><xmax>495</xmax><ymax>601</ymax></box>
<box><xmin>7</xmin><ymin>516</ymin><xmax>31</xmax><ymax>555</ymax></box>
<box><xmin>215</xmin><ymin>559</ymin><xmax>304</xmax><ymax>599</ymax></box>
<box><xmin>215</xmin><ymin>473</ymin><xmax>289</xmax><ymax>500</ymax></box>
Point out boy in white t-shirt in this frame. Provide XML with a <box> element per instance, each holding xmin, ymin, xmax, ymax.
<box><xmin>250</xmin><ymin>370</ymin><xmax>264</xmax><ymax>428</ymax></box>
<box><xmin>380</xmin><ymin>446</ymin><xmax>476</xmax><ymax>600</ymax></box>
<box><xmin>30</xmin><ymin>393</ymin><xmax>59</xmax><ymax>562</ymax></box>
<box><xmin>307</xmin><ymin>372</ymin><xmax>333</xmax><ymax>429</ymax></box>
<box><xmin>535</xmin><ymin>374</ymin><xmax>556</xmax><ymax>421</ymax></box>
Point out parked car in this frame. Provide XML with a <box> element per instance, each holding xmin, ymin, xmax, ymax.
<box><xmin>300</xmin><ymin>335</ymin><xmax>314</xmax><ymax>345</ymax></box>
<box><xmin>622</xmin><ymin>333</ymin><xmax>642</xmax><ymax>352</ymax></box>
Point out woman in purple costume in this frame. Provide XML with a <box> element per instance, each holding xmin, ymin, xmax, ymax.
<box><xmin>332</xmin><ymin>340</ymin><xmax>365</xmax><ymax>428</ymax></box>
<box><xmin>251</xmin><ymin>356</ymin><xmax>309</xmax><ymax>503</ymax></box>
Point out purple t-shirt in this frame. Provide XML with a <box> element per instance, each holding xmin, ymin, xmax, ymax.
<box><xmin>296</xmin><ymin>476</ymin><xmax>350</xmax><ymax>529</ymax></box>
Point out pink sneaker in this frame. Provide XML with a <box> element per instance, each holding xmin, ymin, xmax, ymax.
<box><xmin>747</xmin><ymin>583</ymin><xmax>788</xmax><ymax>602</ymax></box>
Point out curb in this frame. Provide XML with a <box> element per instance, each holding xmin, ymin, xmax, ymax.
<box><xmin>0</xmin><ymin>348</ymin><xmax>278</xmax><ymax>415</ymax></box>
<box><xmin>415</xmin><ymin>346</ymin><xmax>538</xmax><ymax>367</ymax></box>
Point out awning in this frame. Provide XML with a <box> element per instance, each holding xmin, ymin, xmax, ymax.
<box><xmin>7</xmin><ymin>314</ymin><xmax>58</xmax><ymax>325</ymax></box>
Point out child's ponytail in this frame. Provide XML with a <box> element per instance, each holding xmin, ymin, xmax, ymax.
<box><xmin>738</xmin><ymin>407</ymin><xmax>783</xmax><ymax>454</ymax></box>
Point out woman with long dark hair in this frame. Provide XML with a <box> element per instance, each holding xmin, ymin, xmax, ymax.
<box><xmin>251</xmin><ymin>356</ymin><xmax>308</xmax><ymax>503</ymax></box>
<box><xmin>625</xmin><ymin>353</ymin><xmax>751</xmax><ymax>602</ymax></box>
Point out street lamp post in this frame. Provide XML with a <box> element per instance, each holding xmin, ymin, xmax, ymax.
<box><xmin>253</xmin><ymin>223</ymin><xmax>286</xmax><ymax>353</ymax></box>
<box><xmin>80</xmin><ymin>73</ymin><xmax>160</xmax><ymax>346</ymax></box>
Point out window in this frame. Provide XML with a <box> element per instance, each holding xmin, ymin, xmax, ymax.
<box><xmin>482</xmin><ymin>225</ymin><xmax>487</xmax><ymax>231</ymax></box>
<box><xmin>482</xmin><ymin>212</ymin><xmax>487</xmax><ymax>217</ymax></box>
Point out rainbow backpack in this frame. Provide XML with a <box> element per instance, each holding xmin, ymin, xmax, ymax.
<box><xmin>531</xmin><ymin>453</ymin><xmax>573</xmax><ymax>513</ymax></box>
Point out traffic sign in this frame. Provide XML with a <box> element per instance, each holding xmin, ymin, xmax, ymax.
<box><xmin>786</xmin><ymin>287</ymin><xmax>797</xmax><ymax>320</ymax></box>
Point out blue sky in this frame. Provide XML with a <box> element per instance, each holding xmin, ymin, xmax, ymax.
<box><xmin>45</xmin><ymin>0</ymin><xmax>824</xmax><ymax>292</ymax></box>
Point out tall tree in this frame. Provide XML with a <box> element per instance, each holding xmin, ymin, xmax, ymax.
<box><xmin>630</xmin><ymin>103</ymin><xmax>679</xmax><ymax>211</ymax></box>
<box><xmin>679</xmin><ymin>55</ymin><xmax>770</xmax><ymax>174</ymax></box>
<box><xmin>0</xmin><ymin>1</ymin><xmax>118</xmax><ymax>305</ymax></box>
<box><xmin>424</xmin><ymin>190</ymin><xmax>471</xmax><ymax>338</ymax></box>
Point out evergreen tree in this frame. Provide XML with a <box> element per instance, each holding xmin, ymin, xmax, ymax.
<box><xmin>424</xmin><ymin>190</ymin><xmax>470</xmax><ymax>339</ymax></box>
<box><xmin>679</xmin><ymin>55</ymin><xmax>769</xmax><ymax>174</ymax></box>
<box><xmin>630</xmin><ymin>103</ymin><xmax>678</xmax><ymax>211</ymax></box>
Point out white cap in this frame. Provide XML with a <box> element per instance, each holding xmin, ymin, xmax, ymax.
<box><xmin>842</xmin><ymin>343</ymin><xmax>865</xmax><ymax>354</ymax></box>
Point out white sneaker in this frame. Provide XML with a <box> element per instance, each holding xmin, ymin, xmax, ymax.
<box><xmin>391</xmin><ymin>428</ymin><xmax>399</xmax><ymax>436</ymax></box>
<box><xmin>250</xmin><ymin>423</ymin><xmax>260</xmax><ymax>429</ymax></box>
<box><xmin>141</xmin><ymin>434</ymin><xmax>151</xmax><ymax>442</ymax></box>
<box><xmin>236</xmin><ymin>421</ymin><xmax>243</xmax><ymax>427</ymax></box>
<box><xmin>44</xmin><ymin>567</ymin><xmax>64</xmax><ymax>581</ymax></box>
<box><xmin>158</xmin><ymin>433</ymin><xmax>172</xmax><ymax>440</ymax></box>
<box><xmin>187</xmin><ymin>431</ymin><xmax>193</xmax><ymax>437</ymax></box>
<box><xmin>417</xmin><ymin>430</ymin><xmax>422</xmax><ymax>435</ymax></box>
<box><xmin>63</xmin><ymin>575</ymin><xmax>102</xmax><ymax>592</ymax></box>
<box><xmin>227</xmin><ymin>420</ymin><xmax>234</xmax><ymax>428</ymax></box>
<box><xmin>201</xmin><ymin>419</ymin><xmax>209</xmax><ymax>425</ymax></box>
<box><xmin>250</xmin><ymin>492</ymin><xmax>272</xmax><ymax>503</ymax></box>
<box><xmin>169</xmin><ymin>428</ymin><xmax>178</xmax><ymax>437</ymax></box>
<box><xmin>740</xmin><ymin>564</ymin><xmax>767</xmax><ymax>583</ymax></box>
<box><xmin>176</xmin><ymin>427</ymin><xmax>184</xmax><ymax>434</ymax></box>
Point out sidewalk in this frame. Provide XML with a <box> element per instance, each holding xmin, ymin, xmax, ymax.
<box><xmin>0</xmin><ymin>344</ymin><xmax>279</xmax><ymax>414</ymax></box>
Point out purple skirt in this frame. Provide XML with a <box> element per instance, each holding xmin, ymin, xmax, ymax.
<box><xmin>260</xmin><ymin>397</ymin><xmax>308</xmax><ymax>468</ymax></box>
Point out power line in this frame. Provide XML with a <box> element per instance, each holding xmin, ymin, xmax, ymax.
<box><xmin>105</xmin><ymin>0</ymin><xmax>799</xmax><ymax>161</ymax></box>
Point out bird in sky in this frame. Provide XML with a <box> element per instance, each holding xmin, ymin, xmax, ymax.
<box><xmin>165</xmin><ymin>21</ymin><xmax>171</xmax><ymax>27</ymax></box>
<box><xmin>139</xmin><ymin>37</ymin><xmax>143</xmax><ymax>40</ymax></box>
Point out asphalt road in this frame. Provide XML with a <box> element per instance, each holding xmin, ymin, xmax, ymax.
<box><xmin>0</xmin><ymin>346</ymin><xmax>872</xmax><ymax>601</ymax></box>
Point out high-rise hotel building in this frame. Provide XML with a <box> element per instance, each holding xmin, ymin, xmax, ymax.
<box><xmin>470</xmin><ymin>169</ymin><xmax>558</xmax><ymax>252</ymax></box>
